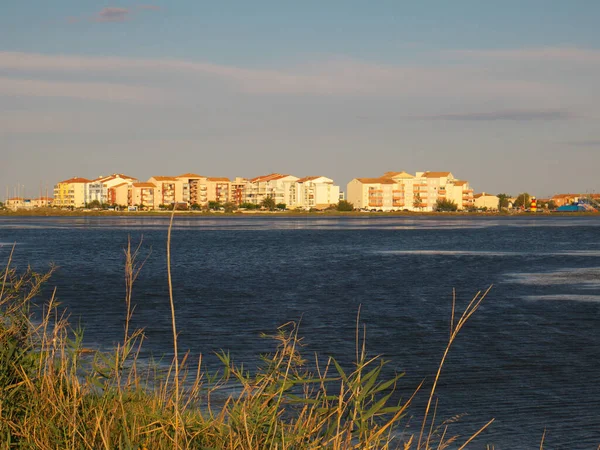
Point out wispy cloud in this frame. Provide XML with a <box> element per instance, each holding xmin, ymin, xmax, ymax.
<box><xmin>0</xmin><ymin>77</ymin><xmax>165</xmax><ymax>104</ymax></box>
<box><xmin>67</xmin><ymin>5</ymin><xmax>160</xmax><ymax>24</ymax></box>
<box><xmin>0</xmin><ymin>52</ymin><xmax>563</xmax><ymax>100</ymax></box>
<box><xmin>95</xmin><ymin>7</ymin><xmax>130</xmax><ymax>22</ymax></box>
<box><xmin>563</xmin><ymin>140</ymin><xmax>600</xmax><ymax>147</ymax></box>
<box><xmin>416</xmin><ymin>110</ymin><xmax>576</xmax><ymax>122</ymax></box>
<box><xmin>449</xmin><ymin>47</ymin><xmax>600</xmax><ymax>64</ymax></box>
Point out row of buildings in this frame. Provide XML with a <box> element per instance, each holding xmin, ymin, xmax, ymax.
<box><xmin>3</xmin><ymin>170</ymin><xmax>483</xmax><ymax>212</ymax></box>
<box><xmin>47</xmin><ymin>173</ymin><xmax>342</xmax><ymax>210</ymax></box>
<box><xmin>1</xmin><ymin>170</ymin><xmax>475</xmax><ymax>212</ymax></box>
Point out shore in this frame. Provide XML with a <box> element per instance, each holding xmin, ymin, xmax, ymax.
<box><xmin>1</xmin><ymin>207</ymin><xmax>597</xmax><ymax>218</ymax></box>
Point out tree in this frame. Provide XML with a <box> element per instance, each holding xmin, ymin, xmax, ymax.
<box><xmin>87</xmin><ymin>199</ymin><xmax>102</xmax><ymax>209</ymax></box>
<box><xmin>546</xmin><ymin>200</ymin><xmax>557</xmax><ymax>210</ymax></box>
<box><xmin>190</xmin><ymin>203</ymin><xmax>201</xmax><ymax>211</ymax></box>
<box><xmin>276</xmin><ymin>203</ymin><xmax>287</xmax><ymax>210</ymax></box>
<box><xmin>413</xmin><ymin>194</ymin><xmax>423</xmax><ymax>210</ymax></box>
<box><xmin>336</xmin><ymin>200</ymin><xmax>354</xmax><ymax>211</ymax></box>
<box><xmin>239</xmin><ymin>202</ymin><xmax>259</xmax><ymax>210</ymax></box>
<box><xmin>208</xmin><ymin>201</ymin><xmax>222</xmax><ymax>210</ymax></box>
<box><xmin>497</xmin><ymin>193</ymin><xmax>510</xmax><ymax>210</ymax></box>
<box><xmin>261</xmin><ymin>196</ymin><xmax>276</xmax><ymax>211</ymax></box>
<box><xmin>223</xmin><ymin>202</ymin><xmax>237</xmax><ymax>213</ymax></box>
<box><xmin>513</xmin><ymin>193</ymin><xmax>531</xmax><ymax>209</ymax></box>
<box><xmin>434</xmin><ymin>198</ymin><xmax>458</xmax><ymax>212</ymax></box>
<box><xmin>0</xmin><ymin>202</ymin><xmax>4</xmax><ymax>209</ymax></box>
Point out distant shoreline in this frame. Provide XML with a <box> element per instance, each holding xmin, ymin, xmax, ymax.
<box><xmin>1</xmin><ymin>208</ymin><xmax>598</xmax><ymax>218</ymax></box>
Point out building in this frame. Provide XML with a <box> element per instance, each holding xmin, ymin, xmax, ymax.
<box><xmin>107</xmin><ymin>183</ymin><xmax>130</xmax><ymax>206</ymax></box>
<box><xmin>474</xmin><ymin>193</ymin><xmax>499</xmax><ymax>210</ymax></box>
<box><xmin>147</xmin><ymin>176</ymin><xmax>186</xmax><ymax>208</ymax></box>
<box><xmin>347</xmin><ymin>171</ymin><xmax>474</xmax><ymax>211</ymax></box>
<box><xmin>53</xmin><ymin>177</ymin><xmax>91</xmax><ymax>208</ymax></box>
<box><xmin>293</xmin><ymin>176</ymin><xmax>340</xmax><ymax>210</ymax></box>
<box><xmin>85</xmin><ymin>174</ymin><xmax>137</xmax><ymax>205</ymax></box>
<box><xmin>245</xmin><ymin>173</ymin><xmax>299</xmax><ymax>206</ymax></box>
<box><xmin>129</xmin><ymin>182</ymin><xmax>157</xmax><ymax>209</ymax></box>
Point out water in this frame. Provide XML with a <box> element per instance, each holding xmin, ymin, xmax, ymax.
<box><xmin>1</xmin><ymin>215</ymin><xmax>599</xmax><ymax>448</ymax></box>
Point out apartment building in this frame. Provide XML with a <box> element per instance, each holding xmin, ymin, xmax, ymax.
<box><xmin>245</xmin><ymin>173</ymin><xmax>299</xmax><ymax>206</ymax></box>
<box><xmin>175</xmin><ymin>173</ymin><xmax>205</xmax><ymax>206</ymax></box>
<box><xmin>347</xmin><ymin>171</ymin><xmax>474</xmax><ymax>211</ymax></box>
<box><xmin>129</xmin><ymin>182</ymin><xmax>157</xmax><ymax>209</ymax></box>
<box><xmin>85</xmin><ymin>174</ymin><xmax>137</xmax><ymax>205</ymax></box>
<box><xmin>107</xmin><ymin>183</ymin><xmax>129</xmax><ymax>206</ymax></box>
<box><xmin>147</xmin><ymin>176</ymin><xmax>186</xmax><ymax>208</ymax></box>
<box><xmin>53</xmin><ymin>177</ymin><xmax>91</xmax><ymax>208</ymax></box>
<box><xmin>293</xmin><ymin>176</ymin><xmax>341</xmax><ymax>209</ymax></box>
<box><xmin>206</xmin><ymin>177</ymin><xmax>231</xmax><ymax>204</ymax></box>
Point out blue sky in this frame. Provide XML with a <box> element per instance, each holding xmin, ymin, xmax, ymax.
<box><xmin>2</xmin><ymin>1</ymin><xmax>600</xmax><ymax>198</ymax></box>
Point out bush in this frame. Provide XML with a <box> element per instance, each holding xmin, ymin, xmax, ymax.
<box><xmin>336</xmin><ymin>200</ymin><xmax>354</xmax><ymax>211</ymax></box>
<box><xmin>434</xmin><ymin>199</ymin><xmax>458</xmax><ymax>212</ymax></box>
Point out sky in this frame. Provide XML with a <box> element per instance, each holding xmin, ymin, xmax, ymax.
<box><xmin>2</xmin><ymin>1</ymin><xmax>600</xmax><ymax>199</ymax></box>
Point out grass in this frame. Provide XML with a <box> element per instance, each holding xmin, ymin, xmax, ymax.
<box><xmin>0</xmin><ymin>216</ymin><xmax>505</xmax><ymax>449</ymax></box>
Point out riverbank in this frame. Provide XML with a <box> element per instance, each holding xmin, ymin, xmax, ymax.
<box><xmin>1</xmin><ymin>207</ymin><xmax>596</xmax><ymax>218</ymax></box>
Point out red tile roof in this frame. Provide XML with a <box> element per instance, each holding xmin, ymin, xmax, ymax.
<box><xmin>250</xmin><ymin>173</ymin><xmax>288</xmax><ymax>183</ymax></box>
<box><xmin>423</xmin><ymin>171</ymin><xmax>451</xmax><ymax>178</ymax></box>
<box><xmin>178</xmin><ymin>173</ymin><xmax>204</xmax><ymax>178</ymax></box>
<box><xmin>59</xmin><ymin>177</ymin><xmax>91</xmax><ymax>184</ymax></box>
<box><xmin>297</xmin><ymin>176</ymin><xmax>321</xmax><ymax>183</ymax></box>
<box><xmin>132</xmin><ymin>182</ymin><xmax>156</xmax><ymax>188</ymax></box>
<box><xmin>207</xmin><ymin>177</ymin><xmax>230</xmax><ymax>182</ymax></box>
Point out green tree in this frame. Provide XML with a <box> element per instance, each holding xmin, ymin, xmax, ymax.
<box><xmin>208</xmin><ymin>201</ymin><xmax>222</xmax><ymax>210</ymax></box>
<box><xmin>223</xmin><ymin>202</ymin><xmax>237</xmax><ymax>213</ymax></box>
<box><xmin>239</xmin><ymin>202</ymin><xmax>259</xmax><ymax>210</ymax></box>
<box><xmin>413</xmin><ymin>194</ymin><xmax>423</xmax><ymax>210</ymax></box>
<box><xmin>497</xmin><ymin>193</ymin><xmax>510</xmax><ymax>210</ymax></box>
<box><xmin>336</xmin><ymin>200</ymin><xmax>354</xmax><ymax>211</ymax></box>
<box><xmin>434</xmin><ymin>198</ymin><xmax>458</xmax><ymax>212</ymax></box>
<box><xmin>261</xmin><ymin>196</ymin><xmax>276</xmax><ymax>211</ymax></box>
<box><xmin>546</xmin><ymin>200</ymin><xmax>557</xmax><ymax>210</ymax></box>
<box><xmin>190</xmin><ymin>203</ymin><xmax>201</xmax><ymax>211</ymax></box>
<box><xmin>276</xmin><ymin>203</ymin><xmax>287</xmax><ymax>210</ymax></box>
<box><xmin>87</xmin><ymin>199</ymin><xmax>102</xmax><ymax>209</ymax></box>
<box><xmin>513</xmin><ymin>193</ymin><xmax>531</xmax><ymax>209</ymax></box>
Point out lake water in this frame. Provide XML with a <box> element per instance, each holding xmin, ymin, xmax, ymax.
<box><xmin>1</xmin><ymin>215</ymin><xmax>599</xmax><ymax>448</ymax></box>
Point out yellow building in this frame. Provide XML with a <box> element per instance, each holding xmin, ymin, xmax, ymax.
<box><xmin>53</xmin><ymin>177</ymin><xmax>91</xmax><ymax>208</ymax></box>
<box><xmin>347</xmin><ymin>171</ymin><xmax>474</xmax><ymax>211</ymax></box>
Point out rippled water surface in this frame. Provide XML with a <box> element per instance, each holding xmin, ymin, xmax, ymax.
<box><xmin>1</xmin><ymin>215</ymin><xmax>599</xmax><ymax>448</ymax></box>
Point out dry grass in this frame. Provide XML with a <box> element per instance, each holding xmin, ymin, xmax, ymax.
<box><xmin>0</xmin><ymin>218</ymin><xmax>500</xmax><ymax>449</ymax></box>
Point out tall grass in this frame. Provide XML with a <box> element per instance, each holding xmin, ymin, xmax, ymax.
<box><xmin>0</xmin><ymin>226</ymin><xmax>499</xmax><ymax>449</ymax></box>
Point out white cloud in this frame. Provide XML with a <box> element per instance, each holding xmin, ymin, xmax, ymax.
<box><xmin>0</xmin><ymin>77</ymin><xmax>165</xmax><ymax>104</ymax></box>
<box><xmin>0</xmin><ymin>51</ymin><xmax>569</xmax><ymax>102</ymax></box>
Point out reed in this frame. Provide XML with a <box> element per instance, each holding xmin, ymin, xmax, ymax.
<box><xmin>0</xmin><ymin>237</ymin><xmax>498</xmax><ymax>449</ymax></box>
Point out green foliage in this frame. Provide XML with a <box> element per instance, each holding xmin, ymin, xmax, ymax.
<box><xmin>0</xmin><ymin>246</ymin><xmax>493</xmax><ymax>449</ymax></box>
<box><xmin>86</xmin><ymin>199</ymin><xmax>102</xmax><ymax>209</ymax></box>
<box><xmin>208</xmin><ymin>201</ymin><xmax>222</xmax><ymax>210</ymax></box>
<box><xmin>223</xmin><ymin>202</ymin><xmax>237</xmax><ymax>213</ymax></box>
<box><xmin>336</xmin><ymin>200</ymin><xmax>354</xmax><ymax>211</ymax></box>
<box><xmin>276</xmin><ymin>203</ymin><xmax>286</xmax><ymax>210</ymax></box>
<box><xmin>434</xmin><ymin>198</ymin><xmax>458</xmax><ymax>212</ymax></box>
<box><xmin>497</xmin><ymin>193</ymin><xmax>510</xmax><ymax>210</ymax></box>
<box><xmin>239</xmin><ymin>202</ymin><xmax>259</xmax><ymax>210</ymax></box>
<box><xmin>413</xmin><ymin>194</ymin><xmax>423</xmax><ymax>209</ymax></box>
<box><xmin>546</xmin><ymin>200</ymin><xmax>557</xmax><ymax>210</ymax></box>
<box><xmin>261</xmin><ymin>196</ymin><xmax>276</xmax><ymax>211</ymax></box>
<box><xmin>513</xmin><ymin>193</ymin><xmax>531</xmax><ymax>209</ymax></box>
